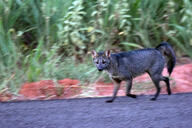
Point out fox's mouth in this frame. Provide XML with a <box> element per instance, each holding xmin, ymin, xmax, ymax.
<box><xmin>98</xmin><ymin>69</ymin><xmax>103</xmax><ymax>71</ymax></box>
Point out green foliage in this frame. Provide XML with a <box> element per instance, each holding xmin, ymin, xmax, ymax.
<box><xmin>57</xmin><ymin>0</ymin><xmax>86</xmax><ymax>55</ymax></box>
<box><xmin>0</xmin><ymin>0</ymin><xmax>192</xmax><ymax>93</ymax></box>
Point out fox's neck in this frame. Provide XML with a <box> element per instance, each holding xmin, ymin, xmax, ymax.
<box><xmin>105</xmin><ymin>59</ymin><xmax>119</xmax><ymax>76</ymax></box>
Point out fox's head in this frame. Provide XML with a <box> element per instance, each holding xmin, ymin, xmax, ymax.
<box><xmin>91</xmin><ymin>50</ymin><xmax>111</xmax><ymax>71</ymax></box>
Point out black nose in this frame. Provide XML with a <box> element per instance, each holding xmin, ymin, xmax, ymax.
<box><xmin>98</xmin><ymin>69</ymin><xmax>103</xmax><ymax>71</ymax></box>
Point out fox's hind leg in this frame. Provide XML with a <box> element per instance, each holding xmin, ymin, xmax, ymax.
<box><xmin>150</xmin><ymin>76</ymin><xmax>171</xmax><ymax>100</ymax></box>
<box><xmin>162</xmin><ymin>76</ymin><xmax>171</xmax><ymax>95</ymax></box>
<box><xmin>126</xmin><ymin>80</ymin><xmax>137</xmax><ymax>98</ymax></box>
<box><xmin>150</xmin><ymin>74</ymin><xmax>161</xmax><ymax>101</ymax></box>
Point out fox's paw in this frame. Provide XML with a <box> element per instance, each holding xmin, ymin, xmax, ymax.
<box><xmin>126</xmin><ymin>94</ymin><xmax>137</xmax><ymax>98</ymax></box>
<box><xmin>168</xmin><ymin>91</ymin><xmax>172</xmax><ymax>95</ymax></box>
<box><xmin>150</xmin><ymin>97</ymin><xmax>156</xmax><ymax>101</ymax></box>
<box><xmin>106</xmin><ymin>99</ymin><xmax>114</xmax><ymax>103</ymax></box>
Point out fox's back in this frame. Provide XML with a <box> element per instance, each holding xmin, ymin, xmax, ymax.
<box><xmin>111</xmin><ymin>48</ymin><xmax>165</xmax><ymax>77</ymax></box>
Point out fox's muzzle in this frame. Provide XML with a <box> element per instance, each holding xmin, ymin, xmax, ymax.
<box><xmin>98</xmin><ymin>68</ymin><xmax>103</xmax><ymax>71</ymax></box>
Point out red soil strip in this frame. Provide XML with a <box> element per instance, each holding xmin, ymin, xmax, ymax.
<box><xmin>0</xmin><ymin>91</ymin><xmax>12</xmax><ymax>102</ymax></box>
<box><xmin>0</xmin><ymin>64</ymin><xmax>192</xmax><ymax>101</ymax></box>
<box><xmin>17</xmin><ymin>79</ymin><xmax>81</xmax><ymax>101</ymax></box>
<box><xmin>171</xmin><ymin>64</ymin><xmax>192</xmax><ymax>93</ymax></box>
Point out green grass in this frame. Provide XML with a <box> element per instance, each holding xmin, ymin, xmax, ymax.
<box><xmin>0</xmin><ymin>0</ymin><xmax>192</xmax><ymax>93</ymax></box>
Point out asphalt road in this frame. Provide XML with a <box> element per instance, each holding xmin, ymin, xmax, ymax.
<box><xmin>0</xmin><ymin>93</ymin><xmax>192</xmax><ymax>128</ymax></box>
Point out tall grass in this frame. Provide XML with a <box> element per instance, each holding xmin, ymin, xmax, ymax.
<box><xmin>0</xmin><ymin>0</ymin><xmax>192</xmax><ymax>93</ymax></box>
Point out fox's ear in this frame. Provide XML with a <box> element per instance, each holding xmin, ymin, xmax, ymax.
<box><xmin>105</xmin><ymin>50</ymin><xmax>111</xmax><ymax>58</ymax></box>
<box><xmin>91</xmin><ymin>50</ymin><xmax>97</xmax><ymax>58</ymax></box>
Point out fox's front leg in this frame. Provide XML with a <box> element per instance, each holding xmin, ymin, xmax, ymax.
<box><xmin>106</xmin><ymin>78</ymin><xmax>121</xmax><ymax>103</ymax></box>
<box><xmin>126</xmin><ymin>80</ymin><xmax>137</xmax><ymax>98</ymax></box>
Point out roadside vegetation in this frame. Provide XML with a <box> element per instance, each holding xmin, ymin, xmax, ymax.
<box><xmin>0</xmin><ymin>0</ymin><xmax>192</xmax><ymax>93</ymax></box>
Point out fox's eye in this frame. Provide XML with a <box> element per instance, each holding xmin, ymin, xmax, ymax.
<box><xmin>102</xmin><ymin>60</ymin><xmax>106</xmax><ymax>64</ymax></box>
<box><xmin>96</xmin><ymin>61</ymin><xmax>99</xmax><ymax>64</ymax></box>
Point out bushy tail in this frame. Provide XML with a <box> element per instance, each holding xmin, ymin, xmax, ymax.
<box><xmin>156</xmin><ymin>42</ymin><xmax>176</xmax><ymax>76</ymax></box>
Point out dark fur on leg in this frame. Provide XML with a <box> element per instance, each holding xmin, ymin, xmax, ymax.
<box><xmin>105</xmin><ymin>78</ymin><xmax>121</xmax><ymax>103</ymax></box>
<box><xmin>150</xmin><ymin>74</ymin><xmax>161</xmax><ymax>101</ymax></box>
<box><xmin>162</xmin><ymin>76</ymin><xmax>171</xmax><ymax>95</ymax></box>
<box><xmin>125</xmin><ymin>80</ymin><xmax>137</xmax><ymax>98</ymax></box>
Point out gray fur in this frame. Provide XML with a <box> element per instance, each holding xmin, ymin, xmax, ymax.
<box><xmin>92</xmin><ymin>42</ymin><xmax>176</xmax><ymax>103</ymax></box>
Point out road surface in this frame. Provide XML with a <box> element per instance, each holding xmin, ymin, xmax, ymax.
<box><xmin>0</xmin><ymin>93</ymin><xmax>192</xmax><ymax>128</ymax></box>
